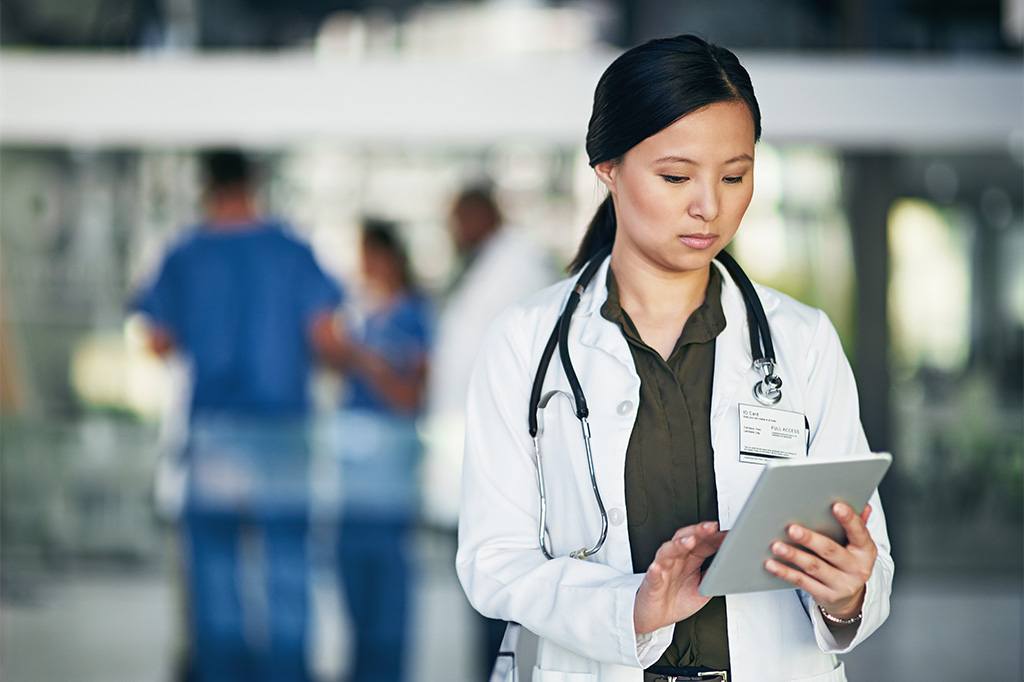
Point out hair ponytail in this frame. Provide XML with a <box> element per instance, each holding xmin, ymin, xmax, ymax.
<box><xmin>569</xmin><ymin>195</ymin><xmax>616</xmax><ymax>274</ymax></box>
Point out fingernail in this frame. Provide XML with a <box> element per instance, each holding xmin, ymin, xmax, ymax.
<box><xmin>765</xmin><ymin>560</ymin><xmax>777</xmax><ymax>572</ymax></box>
<box><xmin>834</xmin><ymin>503</ymin><xmax>848</xmax><ymax>518</ymax></box>
<box><xmin>788</xmin><ymin>525</ymin><xmax>803</xmax><ymax>540</ymax></box>
<box><xmin>772</xmin><ymin>542</ymin><xmax>787</xmax><ymax>555</ymax></box>
<box><xmin>703</xmin><ymin>522</ymin><xmax>717</xmax><ymax>530</ymax></box>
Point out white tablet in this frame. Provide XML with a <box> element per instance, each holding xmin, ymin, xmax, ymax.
<box><xmin>699</xmin><ymin>452</ymin><xmax>891</xmax><ymax>597</ymax></box>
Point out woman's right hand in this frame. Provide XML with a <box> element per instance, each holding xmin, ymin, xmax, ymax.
<box><xmin>633</xmin><ymin>522</ymin><xmax>727</xmax><ymax>635</ymax></box>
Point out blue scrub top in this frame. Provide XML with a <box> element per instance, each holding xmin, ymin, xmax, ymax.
<box><xmin>133</xmin><ymin>220</ymin><xmax>344</xmax><ymax>419</ymax></box>
<box><xmin>342</xmin><ymin>293</ymin><xmax>433</xmax><ymax>416</ymax></box>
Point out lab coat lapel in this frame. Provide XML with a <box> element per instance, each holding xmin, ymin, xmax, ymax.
<box><xmin>710</xmin><ymin>259</ymin><xmax>754</xmax><ymax>434</ymax></box>
<box><xmin>710</xmin><ymin>260</ymin><xmax>784</xmax><ymax>532</ymax></box>
<box><xmin>577</xmin><ymin>256</ymin><xmax>635</xmax><ymax>370</ymax></box>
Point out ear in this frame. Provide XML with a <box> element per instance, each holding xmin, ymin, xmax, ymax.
<box><xmin>593</xmin><ymin>160</ymin><xmax>618</xmax><ymax>195</ymax></box>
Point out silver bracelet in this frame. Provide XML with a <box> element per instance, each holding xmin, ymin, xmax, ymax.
<box><xmin>818</xmin><ymin>604</ymin><xmax>862</xmax><ymax>625</ymax></box>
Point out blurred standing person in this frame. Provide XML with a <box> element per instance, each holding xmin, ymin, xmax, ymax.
<box><xmin>329</xmin><ymin>219</ymin><xmax>432</xmax><ymax>682</ymax></box>
<box><xmin>423</xmin><ymin>184</ymin><xmax>555</xmax><ymax>676</ymax></box>
<box><xmin>133</xmin><ymin>149</ymin><xmax>345</xmax><ymax>682</ymax></box>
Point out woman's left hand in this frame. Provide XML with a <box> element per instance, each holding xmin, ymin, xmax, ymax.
<box><xmin>764</xmin><ymin>502</ymin><xmax>877</xmax><ymax>621</ymax></box>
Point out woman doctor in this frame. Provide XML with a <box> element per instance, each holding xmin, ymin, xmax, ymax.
<box><xmin>455</xmin><ymin>34</ymin><xmax>892</xmax><ymax>682</ymax></box>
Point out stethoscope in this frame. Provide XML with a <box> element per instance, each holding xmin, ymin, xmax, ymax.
<box><xmin>527</xmin><ymin>246</ymin><xmax>782</xmax><ymax>560</ymax></box>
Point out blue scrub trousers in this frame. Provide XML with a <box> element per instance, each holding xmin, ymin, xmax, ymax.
<box><xmin>181</xmin><ymin>416</ymin><xmax>313</xmax><ymax>682</ymax></box>
<box><xmin>184</xmin><ymin>510</ymin><xmax>310</xmax><ymax>682</ymax></box>
<box><xmin>338</xmin><ymin>516</ymin><xmax>412</xmax><ymax>682</ymax></box>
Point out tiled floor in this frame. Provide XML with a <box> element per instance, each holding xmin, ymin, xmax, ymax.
<box><xmin>839</xmin><ymin>574</ymin><xmax>1022</xmax><ymax>681</ymax></box>
<box><xmin>1</xmin><ymin>542</ymin><xmax>1020</xmax><ymax>682</ymax></box>
<box><xmin>0</xmin><ymin>532</ymin><xmax>481</xmax><ymax>682</ymax></box>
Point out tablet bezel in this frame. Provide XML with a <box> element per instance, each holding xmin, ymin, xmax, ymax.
<box><xmin>698</xmin><ymin>452</ymin><xmax>891</xmax><ymax>597</ymax></box>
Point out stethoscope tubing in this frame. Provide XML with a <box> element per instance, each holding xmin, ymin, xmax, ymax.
<box><xmin>528</xmin><ymin>247</ymin><xmax>782</xmax><ymax>561</ymax></box>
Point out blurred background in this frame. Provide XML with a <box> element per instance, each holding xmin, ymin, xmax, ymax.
<box><xmin>1</xmin><ymin>1</ymin><xmax>1022</xmax><ymax>681</ymax></box>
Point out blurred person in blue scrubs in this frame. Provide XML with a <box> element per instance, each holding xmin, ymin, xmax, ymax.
<box><xmin>330</xmin><ymin>219</ymin><xmax>432</xmax><ymax>682</ymax></box>
<box><xmin>133</xmin><ymin>149</ymin><xmax>346</xmax><ymax>682</ymax></box>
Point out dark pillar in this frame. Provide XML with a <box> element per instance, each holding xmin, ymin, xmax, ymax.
<box><xmin>842</xmin><ymin>151</ymin><xmax>901</xmax><ymax>553</ymax></box>
<box><xmin>843</xmin><ymin>152</ymin><xmax>894</xmax><ymax>450</ymax></box>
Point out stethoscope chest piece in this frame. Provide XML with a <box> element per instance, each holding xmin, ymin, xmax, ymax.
<box><xmin>753</xmin><ymin>358</ymin><xmax>783</xmax><ymax>406</ymax></box>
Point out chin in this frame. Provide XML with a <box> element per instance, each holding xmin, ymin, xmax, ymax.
<box><xmin>661</xmin><ymin>247</ymin><xmax>719</xmax><ymax>274</ymax></box>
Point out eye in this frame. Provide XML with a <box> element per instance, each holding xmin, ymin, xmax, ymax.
<box><xmin>723</xmin><ymin>175</ymin><xmax>744</xmax><ymax>184</ymax></box>
<box><xmin>660</xmin><ymin>175</ymin><xmax>688</xmax><ymax>184</ymax></box>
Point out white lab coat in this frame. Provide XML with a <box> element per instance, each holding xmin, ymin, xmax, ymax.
<box><xmin>423</xmin><ymin>228</ymin><xmax>554</xmax><ymax>527</ymax></box>
<box><xmin>456</xmin><ymin>255</ymin><xmax>893</xmax><ymax>682</ymax></box>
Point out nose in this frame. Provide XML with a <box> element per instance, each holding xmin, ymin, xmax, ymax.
<box><xmin>687</xmin><ymin>182</ymin><xmax>720</xmax><ymax>223</ymax></box>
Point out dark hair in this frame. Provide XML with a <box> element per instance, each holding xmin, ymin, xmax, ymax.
<box><xmin>361</xmin><ymin>217</ymin><xmax>416</xmax><ymax>291</ymax></box>
<box><xmin>452</xmin><ymin>181</ymin><xmax>502</xmax><ymax>225</ymax></box>
<box><xmin>200</xmin><ymin>149</ymin><xmax>252</xmax><ymax>192</ymax></box>
<box><xmin>569</xmin><ymin>34</ymin><xmax>762</xmax><ymax>273</ymax></box>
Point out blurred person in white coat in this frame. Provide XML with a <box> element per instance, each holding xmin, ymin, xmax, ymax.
<box><xmin>456</xmin><ymin>35</ymin><xmax>892</xmax><ymax>682</ymax></box>
<box><xmin>424</xmin><ymin>183</ymin><xmax>555</xmax><ymax>675</ymax></box>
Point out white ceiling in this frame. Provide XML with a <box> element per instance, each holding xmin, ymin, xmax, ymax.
<box><xmin>1</xmin><ymin>50</ymin><xmax>1020</xmax><ymax>150</ymax></box>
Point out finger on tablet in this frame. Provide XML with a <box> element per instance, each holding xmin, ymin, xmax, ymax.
<box><xmin>832</xmin><ymin>502</ymin><xmax>872</xmax><ymax>548</ymax></box>
<box><xmin>672</xmin><ymin>521</ymin><xmax>717</xmax><ymax>543</ymax></box>
<box><xmin>771</xmin><ymin>541</ymin><xmax>844</xmax><ymax>586</ymax></box>
<box><xmin>787</xmin><ymin>524</ymin><xmax>852</xmax><ymax>571</ymax></box>
<box><xmin>684</xmin><ymin>532</ymin><xmax>727</xmax><ymax>568</ymax></box>
<box><xmin>764</xmin><ymin>559</ymin><xmax>837</xmax><ymax>604</ymax></box>
<box><xmin>656</xmin><ymin>535</ymin><xmax>691</xmax><ymax>561</ymax></box>
<box><xmin>706</xmin><ymin>530</ymin><xmax>727</xmax><ymax>550</ymax></box>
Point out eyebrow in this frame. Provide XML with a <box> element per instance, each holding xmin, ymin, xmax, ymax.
<box><xmin>653</xmin><ymin>153</ymin><xmax>754</xmax><ymax>165</ymax></box>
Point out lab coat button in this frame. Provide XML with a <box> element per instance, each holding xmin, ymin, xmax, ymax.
<box><xmin>616</xmin><ymin>400</ymin><xmax>634</xmax><ymax>415</ymax></box>
<box><xmin>608</xmin><ymin>508</ymin><xmax>625</xmax><ymax>526</ymax></box>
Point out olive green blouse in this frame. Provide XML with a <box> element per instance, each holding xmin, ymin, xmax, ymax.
<box><xmin>600</xmin><ymin>266</ymin><xmax>730</xmax><ymax>670</ymax></box>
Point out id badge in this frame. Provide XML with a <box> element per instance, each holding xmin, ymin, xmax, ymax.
<box><xmin>738</xmin><ymin>403</ymin><xmax>809</xmax><ymax>465</ymax></box>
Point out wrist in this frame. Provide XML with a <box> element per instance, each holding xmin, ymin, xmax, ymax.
<box><xmin>632</xmin><ymin>603</ymin><xmax>658</xmax><ymax>636</ymax></box>
<box><xmin>818</xmin><ymin>603</ymin><xmax>862</xmax><ymax>626</ymax></box>
<box><xmin>821</xmin><ymin>586</ymin><xmax>865</xmax><ymax>621</ymax></box>
<box><xmin>632</xmin><ymin>588</ymin><xmax>666</xmax><ymax>636</ymax></box>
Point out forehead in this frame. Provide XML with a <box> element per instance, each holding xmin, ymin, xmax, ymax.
<box><xmin>453</xmin><ymin>197</ymin><xmax>492</xmax><ymax>214</ymax></box>
<box><xmin>629</xmin><ymin>100</ymin><xmax>755</xmax><ymax>164</ymax></box>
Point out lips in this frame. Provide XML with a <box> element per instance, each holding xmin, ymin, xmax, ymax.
<box><xmin>678</xmin><ymin>233</ymin><xmax>718</xmax><ymax>250</ymax></box>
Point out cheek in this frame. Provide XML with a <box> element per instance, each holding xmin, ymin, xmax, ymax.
<box><xmin>365</xmin><ymin>256</ymin><xmax>384</xmax><ymax>276</ymax></box>
<box><xmin>722</xmin><ymin>185</ymin><xmax>754</xmax><ymax>230</ymax></box>
<box><xmin>619</xmin><ymin>175</ymin><xmax>678</xmax><ymax>226</ymax></box>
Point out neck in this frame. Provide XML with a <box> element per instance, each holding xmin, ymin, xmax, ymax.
<box><xmin>609</xmin><ymin>244</ymin><xmax>711</xmax><ymax>321</ymax></box>
<box><xmin>460</xmin><ymin>225</ymin><xmax>499</xmax><ymax>257</ymax></box>
<box><xmin>206</xmin><ymin>193</ymin><xmax>258</xmax><ymax>228</ymax></box>
<box><xmin>366</xmin><ymin>279</ymin><xmax>405</xmax><ymax>306</ymax></box>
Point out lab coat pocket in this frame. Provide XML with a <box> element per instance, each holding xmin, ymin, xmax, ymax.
<box><xmin>790</xmin><ymin>661</ymin><xmax>846</xmax><ymax>682</ymax></box>
<box><xmin>532</xmin><ymin>667</ymin><xmax>597</xmax><ymax>682</ymax></box>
